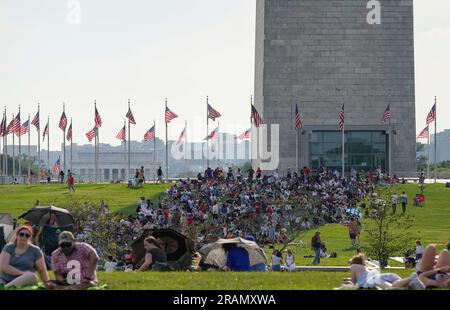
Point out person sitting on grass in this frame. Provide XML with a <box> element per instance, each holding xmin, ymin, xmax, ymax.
<box><xmin>285</xmin><ymin>249</ymin><xmax>296</xmax><ymax>271</ymax></box>
<box><xmin>222</xmin><ymin>243</ymin><xmax>250</xmax><ymax>272</ymax></box>
<box><xmin>138</xmin><ymin>236</ymin><xmax>170</xmax><ymax>272</ymax></box>
<box><xmin>416</xmin><ymin>245</ymin><xmax>450</xmax><ymax>288</ymax></box>
<box><xmin>51</xmin><ymin>231</ymin><xmax>99</xmax><ymax>289</ymax></box>
<box><xmin>270</xmin><ymin>250</ymin><xmax>282</xmax><ymax>272</ymax></box>
<box><xmin>0</xmin><ymin>226</ymin><xmax>55</xmax><ymax>289</ymax></box>
<box><xmin>345</xmin><ymin>254</ymin><xmax>414</xmax><ymax>289</ymax></box>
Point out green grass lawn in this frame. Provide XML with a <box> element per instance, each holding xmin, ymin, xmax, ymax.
<box><xmin>96</xmin><ymin>269</ymin><xmax>415</xmax><ymax>290</ymax></box>
<box><xmin>0</xmin><ymin>182</ymin><xmax>449</xmax><ymax>290</ymax></box>
<box><xmin>0</xmin><ymin>183</ymin><xmax>170</xmax><ymax>218</ymax></box>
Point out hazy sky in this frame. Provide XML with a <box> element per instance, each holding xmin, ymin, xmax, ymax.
<box><xmin>0</xmin><ymin>0</ymin><xmax>448</xmax><ymax>150</ymax></box>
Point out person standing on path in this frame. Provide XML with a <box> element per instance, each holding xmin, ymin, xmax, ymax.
<box><xmin>400</xmin><ymin>192</ymin><xmax>408</xmax><ymax>214</ymax></box>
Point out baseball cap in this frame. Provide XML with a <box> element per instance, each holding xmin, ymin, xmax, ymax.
<box><xmin>58</xmin><ymin>231</ymin><xmax>75</xmax><ymax>245</ymax></box>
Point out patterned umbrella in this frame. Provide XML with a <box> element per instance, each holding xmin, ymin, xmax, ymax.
<box><xmin>200</xmin><ymin>237</ymin><xmax>267</xmax><ymax>267</ymax></box>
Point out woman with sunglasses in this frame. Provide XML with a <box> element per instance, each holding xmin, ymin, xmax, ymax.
<box><xmin>0</xmin><ymin>226</ymin><xmax>54</xmax><ymax>289</ymax></box>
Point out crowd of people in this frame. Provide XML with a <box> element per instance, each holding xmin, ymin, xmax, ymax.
<box><xmin>2</xmin><ymin>164</ymin><xmax>448</xmax><ymax>290</ymax></box>
<box><xmin>132</xmin><ymin>165</ymin><xmax>389</xmax><ymax>248</ymax></box>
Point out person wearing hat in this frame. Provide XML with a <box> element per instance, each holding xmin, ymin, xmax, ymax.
<box><xmin>51</xmin><ymin>231</ymin><xmax>99</xmax><ymax>289</ymax></box>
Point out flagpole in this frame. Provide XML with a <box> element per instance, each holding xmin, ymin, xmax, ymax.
<box><xmin>94</xmin><ymin>100</ymin><xmax>98</xmax><ymax>183</ymax></box>
<box><xmin>70</xmin><ymin>118</ymin><xmax>73</xmax><ymax>172</ymax></box>
<box><xmin>427</xmin><ymin>125</ymin><xmax>430</xmax><ymax>180</ymax></box>
<box><xmin>153</xmin><ymin>120</ymin><xmax>156</xmax><ymax>183</ymax></box>
<box><xmin>4</xmin><ymin>108</ymin><xmax>8</xmax><ymax>177</ymax></box>
<box><xmin>97</xmin><ymin>126</ymin><xmax>100</xmax><ymax>183</ymax></box>
<box><xmin>0</xmin><ymin>109</ymin><xmax>3</xmax><ymax>176</ymax></box>
<box><xmin>1</xmin><ymin>111</ymin><xmax>3</xmax><ymax>177</ymax></box>
<box><xmin>185</xmin><ymin>120</ymin><xmax>188</xmax><ymax>179</ymax></box>
<box><xmin>434</xmin><ymin>96</ymin><xmax>437</xmax><ymax>183</ymax></box>
<box><xmin>37</xmin><ymin>103</ymin><xmax>41</xmax><ymax>170</ymax></box>
<box><xmin>128</xmin><ymin>99</ymin><xmax>131</xmax><ymax>180</ymax></box>
<box><xmin>388</xmin><ymin>90</ymin><xmax>392</xmax><ymax>176</ymax></box>
<box><xmin>217</xmin><ymin>121</ymin><xmax>220</xmax><ymax>168</ymax></box>
<box><xmin>341</xmin><ymin>107</ymin><xmax>345</xmax><ymax>180</ymax></box>
<box><xmin>206</xmin><ymin>96</ymin><xmax>209</xmax><ymax>169</ymax></box>
<box><xmin>295</xmin><ymin>99</ymin><xmax>299</xmax><ymax>174</ymax></box>
<box><xmin>250</xmin><ymin>96</ymin><xmax>253</xmax><ymax>167</ymax></box>
<box><xmin>123</xmin><ymin>119</ymin><xmax>126</xmax><ymax>181</ymax></box>
<box><xmin>18</xmin><ymin>106</ymin><xmax>22</xmax><ymax>179</ymax></box>
<box><xmin>63</xmin><ymin>103</ymin><xmax>66</xmax><ymax>173</ymax></box>
<box><xmin>296</xmin><ymin>126</ymin><xmax>299</xmax><ymax>174</ymax></box>
<box><xmin>165</xmin><ymin>98</ymin><xmax>169</xmax><ymax>182</ymax></box>
<box><xmin>28</xmin><ymin>114</ymin><xmax>31</xmax><ymax>183</ymax></box>
<box><xmin>47</xmin><ymin>116</ymin><xmax>50</xmax><ymax>172</ymax></box>
<box><xmin>12</xmin><ymin>113</ymin><xmax>15</xmax><ymax>179</ymax></box>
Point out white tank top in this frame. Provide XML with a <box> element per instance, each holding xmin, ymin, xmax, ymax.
<box><xmin>286</xmin><ymin>255</ymin><xmax>295</xmax><ymax>265</ymax></box>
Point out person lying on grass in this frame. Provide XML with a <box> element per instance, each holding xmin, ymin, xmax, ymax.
<box><xmin>0</xmin><ymin>226</ymin><xmax>55</xmax><ymax>289</ymax></box>
<box><xmin>50</xmin><ymin>231</ymin><xmax>99</xmax><ymax>290</ymax></box>
<box><xmin>343</xmin><ymin>254</ymin><xmax>413</xmax><ymax>289</ymax></box>
<box><xmin>416</xmin><ymin>245</ymin><xmax>450</xmax><ymax>289</ymax></box>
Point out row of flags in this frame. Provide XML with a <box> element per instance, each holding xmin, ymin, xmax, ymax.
<box><xmin>0</xmin><ymin>109</ymin><xmax>72</xmax><ymax>142</ymax></box>
<box><xmin>2</xmin><ymin>100</ymin><xmax>404</xmax><ymax>147</ymax></box>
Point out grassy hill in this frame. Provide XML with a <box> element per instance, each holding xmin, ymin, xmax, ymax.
<box><xmin>0</xmin><ymin>182</ymin><xmax>448</xmax><ymax>289</ymax></box>
<box><xmin>0</xmin><ymin>183</ymin><xmax>170</xmax><ymax>218</ymax></box>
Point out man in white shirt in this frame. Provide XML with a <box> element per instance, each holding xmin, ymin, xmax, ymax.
<box><xmin>212</xmin><ymin>203</ymin><xmax>219</xmax><ymax>215</ymax></box>
<box><xmin>391</xmin><ymin>192</ymin><xmax>398</xmax><ymax>214</ymax></box>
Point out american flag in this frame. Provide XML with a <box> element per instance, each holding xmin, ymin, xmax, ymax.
<box><xmin>338</xmin><ymin>104</ymin><xmax>345</xmax><ymax>130</ymax></box>
<box><xmin>126</xmin><ymin>107</ymin><xmax>136</xmax><ymax>125</ymax></box>
<box><xmin>116</xmin><ymin>125</ymin><xmax>126</xmax><ymax>141</ymax></box>
<box><xmin>251</xmin><ymin>105</ymin><xmax>263</xmax><ymax>127</ymax></box>
<box><xmin>382</xmin><ymin>104</ymin><xmax>391</xmax><ymax>122</ymax></box>
<box><xmin>17</xmin><ymin>120</ymin><xmax>29</xmax><ymax>136</ymax></box>
<box><xmin>31</xmin><ymin>110</ymin><xmax>40</xmax><ymax>130</ymax></box>
<box><xmin>176</xmin><ymin>127</ymin><xmax>186</xmax><ymax>145</ymax></box>
<box><xmin>144</xmin><ymin>125</ymin><xmax>155</xmax><ymax>141</ymax></box>
<box><xmin>86</xmin><ymin>127</ymin><xmax>96</xmax><ymax>142</ymax></box>
<box><xmin>59</xmin><ymin>111</ymin><xmax>67</xmax><ymax>131</ymax></box>
<box><xmin>426</xmin><ymin>104</ymin><xmax>436</xmax><ymax>124</ymax></box>
<box><xmin>204</xmin><ymin>127</ymin><xmax>218</xmax><ymax>141</ymax></box>
<box><xmin>0</xmin><ymin>114</ymin><xmax>5</xmax><ymax>137</ymax></box>
<box><xmin>207</xmin><ymin>104</ymin><xmax>221</xmax><ymax>121</ymax></box>
<box><xmin>294</xmin><ymin>104</ymin><xmax>303</xmax><ymax>129</ymax></box>
<box><xmin>236</xmin><ymin>128</ymin><xmax>251</xmax><ymax>141</ymax></box>
<box><xmin>42</xmin><ymin>122</ymin><xmax>49</xmax><ymax>141</ymax></box>
<box><xmin>51</xmin><ymin>157</ymin><xmax>61</xmax><ymax>175</ymax></box>
<box><xmin>6</xmin><ymin>119</ymin><xmax>14</xmax><ymax>135</ymax></box>
<box><xmin>417</xmin><ymin>126</ymin><xmax>429</xmax><ymax>139</ymax></box>
<box><xmin>66</xmin><ymin>123</ymin><xmax>72</xmax><ymax>141</ymax></box>
<box><xmin>94</xmin><ymin>106</ymin><xmax>102</xmax><ymax>128</ymax></box>
<box><xmin>165</xmin><ymin>106</ymin><xmax>178</xmax><ymax>123</ymax></box>
<box><xmin>8</xmin><ymin>114</ymin><xmax>21</xmax><ymax>135</ymax></box>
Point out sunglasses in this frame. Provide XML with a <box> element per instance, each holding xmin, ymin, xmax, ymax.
<box><xmin>60</xmin><ymin>242</ymin><xmax>73</xmax><ymax>248</ymax></box>
<box><xmin>19</xmin><ymin>232</ymin><xmax>31</xmax><ymax>238</ymax></box>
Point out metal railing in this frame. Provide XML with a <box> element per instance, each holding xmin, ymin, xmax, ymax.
<box><xmin>1</xmin><ymin>172</ymin><xmax>450</xmax><ymax>185</ymax></box>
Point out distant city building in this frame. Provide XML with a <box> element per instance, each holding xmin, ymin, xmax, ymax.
<box><xmin>418</xmin><ymin>129</ymin><xmax>450</xmax><ymax>163</ymax></box>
